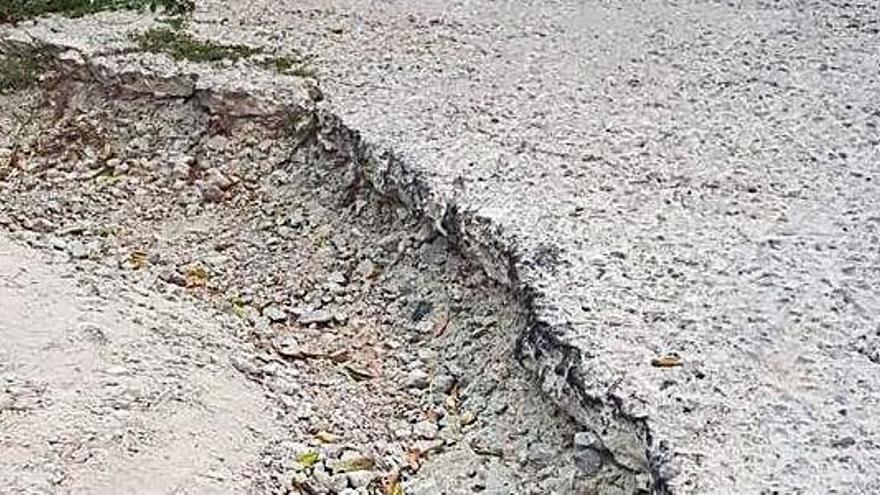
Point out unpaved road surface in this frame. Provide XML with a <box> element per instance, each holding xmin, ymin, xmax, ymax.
<box><xmin>0</xmin><ymin>234</ymin><xmax>281</xmax><ymax>493</ymax></box>
<box><xmin>187</xmin><ymin>1</ymin><xmax>880</xmax><ymax>492</ymax></box>
<box><xmin>3</xmin><ymin>1</ymin><xmax>880</xmax><ymax>493</ymax></box>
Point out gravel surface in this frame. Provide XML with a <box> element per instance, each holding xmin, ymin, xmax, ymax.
<box><xmin>0</xmin><ymin>234</ymin><xmax>283</xmax><ymax>493</ymax></box>
<box><xmin>3</xmin><ymin>2</ymin><xmax>880</xmax><ymax>492</ymax></box>
<box><xmin>183</xmin><ymin>1</ymin><xmax>880</xmax><ymax>492</ymax></box>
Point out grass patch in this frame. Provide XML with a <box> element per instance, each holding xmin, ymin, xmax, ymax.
<box><xmin>263</xmin><ymin>54</ymin><xmax>316</xmax><ymax>78</ymax></box>
<box><xmin>0</xmin><ymin>44</ymin><xmax>50</xmax><ymax>94</ymax></box>
<box><xmin>0</xmin><ymin>0</ymin><xmax>193</xmax><ymax>24</ymax></box>
<box><xmin>134</xmin><ymin>26</ymin><xmax>317</xmax><ymax>77</ymax></box>
<box><xmin>133</xmin><ymin>26</ymin><xmax>260</xmax><ymax>63</ymax></box>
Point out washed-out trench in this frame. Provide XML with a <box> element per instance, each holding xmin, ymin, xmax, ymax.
<box><xmin>0</xmin><ymin>33</ymin><xmax>657</xmax><ymax>494</ymax></box>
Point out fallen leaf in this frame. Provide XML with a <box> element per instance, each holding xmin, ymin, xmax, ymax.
<box><xmin>315</xmin><ymin>431</ymin><xmax>337</xmax><ymax>444</ymax></box>
<box><xmin>334</xmin><ymin>456</ymin><xmax>375</xmax><ymax>473</ymax></box>
<box><xmin>445</xmin><ymin>385</ymin><xmax>460</xmax><ymax>413</ymax></box>
<box><xmin>405</xmin><ymin>447</ymin><xmax>424</xmax><ymax>471</ymax></box>
<box><xmin>343</xmin><ymin>364</ymin><xmax>375</xmax><ymax>381</ymax></box>
<box><xmin>296</xmin><ymin>451</ymin><xmax>320</xmax><ymax>468</ymax></box>
<box><xmin>651</xmin><ymin>354</ymin><xmax>683</xmax><ymax>368</ymax></box>
<box><xmin>386</xmin><ymin>480</ymin><xmax>404</xmax><ymax>495</ymax></box>
<box><xmin>231</xmin><ymin>300</ymin><xmax>248</xmax><ymax>318</ymax></box>
<box><xmin>445</xmin><ymin>394</ymin><xmax>458</xmax><ymax>412</ymax></box>
<box><xmin>460</xmin><ymin>411</ymin><xmax>476</xmax><ymax>426</ymax></box>
<box><xmin>129</xmin><ymin>250</ymin><xmax>148</xmax><ymax>270</ymax></box>
<box><xmin>432</xmin><ymin>313</ymin><xmax>451</xmax><ymax>337</ymax></box>
<box><xmin>184</xmin><ymin>266</ymin><xmax>209</xmax><ymax>288</ymax></box>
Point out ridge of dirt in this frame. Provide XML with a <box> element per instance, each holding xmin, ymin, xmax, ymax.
<box><xmin>1</xmin><ymin>16</ymin><xmax>654</xmax><ymax>494</ymax></box>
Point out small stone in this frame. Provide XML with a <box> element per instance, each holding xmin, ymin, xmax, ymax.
<box><xmin>573</xmin><ymin>431</ymin><xmax>603</xmax><ymax>475</ymax></box>
<box><xmin>50</xmin><ymin>237</ymin><xmax>67</xmax><ymax>251</ymax></box>
<box><xmin>230</xmin><ymin>355</ymin><xmax>260</xmax><ymax>376</ymax></box>
<box><xmin>391</xmin><ymin>421</ymin><xmax>412</xmax><ymax>440</ymax></box>
<box><xmin>68</xmin><ymin>242</ymin><xmax>90</xmax><ymax>259</ymax></box>
<box><xmin>104</xmin><ymin>365</ymin><xmax>129</xmax><ymax>377</ymax></box>
<box><xmin>160</xmin><ymin>269</ymin><xmax>187</xmax><ymax>287</ymax></box>
<box><xmin>263</xmin><ymin>305</ymin><xmax>288</xmax><ymax>323</ymax></box>
<box><xmin>328</xmin><ymin>473</ymin><xmax>350</xmax><ymax>492</ymax></box>
<box><xmin>206</xmin><ymin>168</ymin><xmax>234</xmax><ymax>191</ymax></box>
<box><xmin>347</xmin><ymin>470</ymin><xmax>374</xmax><ymax>488</ymax></box>
<box><xmin>298</xmin><ymin>310</ymin><xmax>335</xmax><ymax>326</ymax></box>
<box><xmin>198</xmin><ymin>181</ymin><xmax>225</xmax><ymax>202</ymax></box>
<box><xmin>27</xmin><ymin>217</ymin><xmax>56</xmax><ymax>233</ymax></box>
<box><xmin>414</xmin><ymin>420</ymin><xmax>438</xmax><ymax>440</ymax></box>
<box><xmin>312</xmin><ymin>465</ymin><xmax>332</xmax><ymax>488</ymax></box>
<box><xmin>170</xmin><ymin>155</ymin><xmax>194</xmax><ymax>179</ymax></box>
<box><xmin>405</xmin><ymin>369</ymin><xmax>430</xmax><ymax>389</ymax></box>
<box><xmin>434</xmin><ymin>373</ymin><xmax>456</xmax><ymax>393</ymax></box>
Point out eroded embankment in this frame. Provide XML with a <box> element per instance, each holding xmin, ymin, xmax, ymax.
<box><xmin>0</xmin><ymin>25</ymin><xmax>660</xmax><ymax>493</ymax></box>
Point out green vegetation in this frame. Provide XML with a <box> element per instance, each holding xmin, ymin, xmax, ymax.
<box><xmin>0</xmin><ymin>0</ymin><xmax>193</xmax><ymax>24</ymax></box>
<box><xmin>0</xmin><ymin>43</ymin><xmax>50</xmax><ymax>94</ymax></box>
<box><xmin>133</xmin><ymin>26</ymin><xmax>260</xmax><ymax>63</ymax></box>
<box><xmin>134</xmin><ymin>26</ymin><xmax>316</xmax><ymax>77</ymax></box>
<box><xmin>262</xmin><ymin>54</ymin><xmax>316</xmax><ymax>78</ymax></box>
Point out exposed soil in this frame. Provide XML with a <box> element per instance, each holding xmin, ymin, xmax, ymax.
<box><xmin>0</xmin><ymin>63</ymin><xmax>610</xmax><ymax>494</ymax></box>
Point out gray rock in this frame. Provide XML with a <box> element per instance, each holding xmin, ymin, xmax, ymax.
<box><xmin>198</xmin><ymin>181</ymin><xmax>225</xmax><ymax>203</ymax></box>
<box><xmin>205</xmin><ymin>168</ymin><xmax>234</xmax><ymax>191</ymax></box>
<box><xmin>298</xmin><ymin>310</ymin><xmax>334</xmax><ymax>326</ymax></box>
<box><xmin>405</xmin><ymin>369</ymin><xmax>429</xmax><ymax>389</ymax></box>
<box><xmin>262</xmin><ymin>305</ymin><xmax>287</xmax><ymax>323</ymax></box>
<box><xmin>68</xmin><ymin>241</ymin><xmax>90</xmax><ymax>259</ymax></box>
<box><xmin>347</xmin><ymin>470</ymin><xmax>374</xmax><ymax>488</ymax></box>
<box><xmin>573</xmin><ymin>431</ymin><xmax>603</xmax><ymax>475</ymax></box>
<box><xmin>413</xmin><ymin>420</ymin><xmax>439</xmax><ymax>440</ymax></box>
<box><xmin>433</xmin><ymin>373</ymin><xmax>456</xmax><ymax>394</ymax></box>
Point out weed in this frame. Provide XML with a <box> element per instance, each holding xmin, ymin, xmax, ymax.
<box><xmin>0</xmin><ymin>43</ymin><xmax>50</xmax><ymax>93</ymax></box>
<box><xmin>133</xmin><ymin>27</ymin><xmax>260</xmax><ymax>63</ymax></box>
<box><xmin>0</xmin><ymin>0</ymin><xmax>193</xmax><ymax>24</ymax></box>
<box><xmin>264</xmin><ymin>54</ymin><xmax>316</xmax><ymax>78</ymax></box>
<box><xmin>134</xmin><ymin>26</ymin><xmax>317</xmax><ymax>77</ymax></box>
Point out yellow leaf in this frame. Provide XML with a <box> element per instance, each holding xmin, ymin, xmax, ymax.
<box><xmin>650</xmin><ymin>354</ymin><xmax>683</xmax><ymax>368</ymax></box>
<box><xmin>231</xmin><ymin>299</ymin><xmax>247</xmax><ymax>318</ymax></box>
<box><xmin>184</xmin><ymin>266</ymin><xmax>208</xmax><ymax>288</ymax></box>
<box><xmin>129</xmin><ymin>250</ymin><xmax>148</xmax><ymax>270</ymax></box>
<box><xmin>385</xmin><ymin>477</ymin><xmax>405</xmax><ymax>495</ymax></box>
<box><xmin>295</xmin><ymin>451</ymin><xmax>320</xmax><ymax>468</ymax></box>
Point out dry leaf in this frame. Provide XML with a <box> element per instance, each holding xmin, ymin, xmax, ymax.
<box><xmin>334</xmin><ymin>456</ymin><xmax>375</xmax><ymax>473</ymax></box>
<box><xmin>432</xmin><ymin>313</ymin><xmax>451</xmax><ymax>337</ymax></box>
<box><xmin>445</xmin><ymin>394</ymin><xmax>458</xmax><ymax>412</ymax></box>
<box><xmin>344</xmin><ymin>364</ymin><xmax>375</xmax><ymax>381</ymax></box>
<box><xmin>651</xmin><ymin>354</ymin><xmax>683</xmax><ymax>368</ymax></box>
<box><xmin>231</xmin><ymin>301</ymin><xmax>248</xmax><ymax>318</ymax></box>
<box><xmin>460</xmin><ymin>411</ymin><xmax>476</xmax><ymax>426</ymax></box>
<box><xmin>129</xmin><ymin>250</ymin><xmax>148</xmax><ymax>270</ymax></box>
<box><xmin>405</xmin><ymin>447</ymin><xmax>424</xmax><ymax>471</ymax></box>
<box><xmin>385</xmin><ymin>480</ymin><xmax>404</xmax><ymax>495</ymax></box>
<box><xmin>184</xmin><ymin>266</ymin><xmax>209</xmax><ymax>288</ymax></box>
<box><xmin>314</xmin><ymin>431</ymin><xmax>337</xmax><ymax>444</ymax></box>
